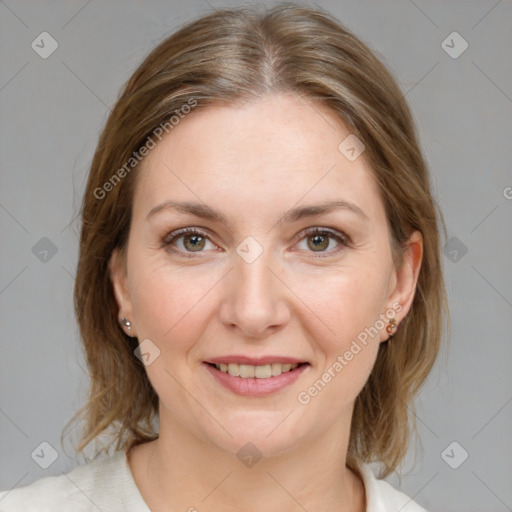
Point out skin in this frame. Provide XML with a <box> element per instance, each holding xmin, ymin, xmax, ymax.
<box><xmin>109</xmin><ymin>92</ymin><xmax>423</xmax><ymax>512</ymax></box>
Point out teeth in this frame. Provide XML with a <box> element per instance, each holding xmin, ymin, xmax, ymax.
<box><xmin>255</xmin><ymin>364</ymin><xmax>272</xmax><ymax>378</ymax></box>
<box><xmin>271</xmin><ymin>363</ymin><xmax>282</xmax><ymax>376</ymax></box>
<box><xmin>227</xmin><ymin>363</ymin><xmax>240</xmax><ymax>376</ymax></box>
<box><xmin>239</xmin><ymin>364</ymin><xmax>255</xmax><ymax>378</ymax></box>
<box><xmin>214</xmin><ymin>362</ymin><xmax>300</xmax><ymax>378</ymax></box>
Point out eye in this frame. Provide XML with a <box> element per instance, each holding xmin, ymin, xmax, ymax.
<box><xmin>162</xmin><ymin>228</ymin><xmax>217</xmax><ymax>258</ymax></box>
<box><xmin>295</xmin><ymin>227</ymin><xmax>349</xmax><ymax>257</ymax></box>
<box><xmin>162</xmin><ymin>226</ymin><xmax>350</xmax><ymax>259</ymax></box>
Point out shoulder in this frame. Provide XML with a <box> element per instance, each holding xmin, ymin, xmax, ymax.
<box><xmin>0</xmin><ymin>450</ymin><xmax>138</xmax><ymax>512</ymax></box>
<box><xmin>355</xmin><ymin>460</ymin><xmax>429</xmax><ymax>512</ymax></box>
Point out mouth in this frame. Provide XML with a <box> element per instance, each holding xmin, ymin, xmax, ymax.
<box><xmin>204</xmin><ymin>359</ymin><xmax>310</xmax><ymax>396</ymax></box>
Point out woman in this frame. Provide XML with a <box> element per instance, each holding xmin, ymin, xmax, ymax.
<box><xmin>0</xmin><ymin>3</ymin><xmax>448</xmax><ymax>511</ymax></box>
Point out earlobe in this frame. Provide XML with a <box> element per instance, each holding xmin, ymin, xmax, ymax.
<box><xmin>109</xmin><ymin>248</ymin><xmax>135</xmax><ymax>336</ymax></box>
<box><xmin>383</xmin><ymin>231</ymin><xmax>423</xmax><ymax>339</ymax></box>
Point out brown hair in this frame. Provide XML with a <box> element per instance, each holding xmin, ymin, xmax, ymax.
<box><xmin>63</xmin><ymin>2</ymin><xmax>449</xmax><ymax>478</ymax></box>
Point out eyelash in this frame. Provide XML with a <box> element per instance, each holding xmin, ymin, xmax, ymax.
<box><xmin>161</xmin><ymin>227</ymin><xmax>350</xmax><ymax>259</ymax></box>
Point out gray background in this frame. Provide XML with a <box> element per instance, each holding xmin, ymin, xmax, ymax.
<box><xmin>1</xmin><ymin>1</ymin><xmax>511</xmax><ymax>511</ymax></box>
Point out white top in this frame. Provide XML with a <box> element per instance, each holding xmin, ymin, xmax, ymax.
<box><xmin>0</xmin><ymin>450</ymin><xmax>427</xmax><ymax>511</ymax></box>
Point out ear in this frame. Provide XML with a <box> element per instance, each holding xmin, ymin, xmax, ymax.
<box><xmin>109</xmin><ymin>247</ymin><xmax>136</xmax><ymax>337</ymax></box>
<box><xmin>381</xmin><ymin>230</ymin><xmax>423</xmax><ymax>341</ymax></box>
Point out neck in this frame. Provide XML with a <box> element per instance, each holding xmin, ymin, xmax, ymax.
<box><xmin>131</xmin><ymin>411</ymin><xmax>366</xmax><ymax>512</ymax></box>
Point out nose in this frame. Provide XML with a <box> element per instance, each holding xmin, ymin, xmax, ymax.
<box><xmin>218</xmin><ymin>246</ymin><xmax>291</xmax><ymax>339</ymax></box>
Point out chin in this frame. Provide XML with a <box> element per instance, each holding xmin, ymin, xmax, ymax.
<box><xmin>197</xmin><ymin>408</ymin><xmax>314</xmax><ymax>461</ymax></box>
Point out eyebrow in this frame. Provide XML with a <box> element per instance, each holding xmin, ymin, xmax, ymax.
<box><xmin>146</xmin><ymin>199</ymin><xmax>368</xmax><ymax>224</ymax></box>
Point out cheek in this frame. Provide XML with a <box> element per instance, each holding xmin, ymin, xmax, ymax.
<box><xmin>129</xmin><ymin>259</ymin><xmax>219</xmax><ymax>349</ymax></box>
<box><xmin>293</xmin><ymin>272</ymin><xmax>386</xmax><ymax>417</ymax></box>
<box><xmin>296</xmin><ymin>265</ymin><xmax>390</xmax><ymax>347</ymax></box>
<box><xmin>128</xmin><ymin>262</ymin><xmax>220</xmax><ymax>406</ymax></box>
<box><xmin>293</xmin><ymin>264</ymin><xmax>390</xmax><ymax>398</ymax></box>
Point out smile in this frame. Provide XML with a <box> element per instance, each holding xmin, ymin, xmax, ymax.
<box><xmin>204</xmin><ymin>361</ymin><xmax>310</xmax><ymax>396</ymax></box>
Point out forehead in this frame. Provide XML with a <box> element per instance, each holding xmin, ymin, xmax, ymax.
<box><xmin>133</xmin><ymin>93</ymin><xmax>385</xmax><ymax>224</ymax></box>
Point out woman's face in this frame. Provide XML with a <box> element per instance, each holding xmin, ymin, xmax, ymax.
<box><xmin>110</xmin><ymin>93</ymin><xmax>421</xmax><ymax>457</ymax></box>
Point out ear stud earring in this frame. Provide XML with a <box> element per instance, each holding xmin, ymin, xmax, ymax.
<box><xmin>120</xmin><ymin>317</ymin><xmax>131</xmax><ymax>331</ymax></box>
<box><xmin>386</xmin><ymin>317</ymin><xmax>397</xmax><ymax>338</ymax></box>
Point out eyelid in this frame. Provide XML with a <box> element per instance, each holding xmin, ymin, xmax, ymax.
<box><xmin>296</xmin><ymin>226</ymin><xmax>351</xmax><ymax>245</ymax></box>
<box><xmin>161</xmin><ymin>227</ymin><xmax>211</xmax><ymax>246</ymax></box>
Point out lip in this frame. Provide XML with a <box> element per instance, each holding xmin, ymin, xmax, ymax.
<box><xmin>204</xmin><ymin>361</ymin><xmax>309</xmax><ymax>397</ymax></box>
<box><xmin>206</xmin><ymin>355</ymin><xmax>307</xmax><ymax>365</ymax></box>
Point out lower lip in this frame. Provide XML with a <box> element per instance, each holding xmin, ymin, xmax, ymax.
<box><xmin>204</xmin><ymin>363</ymin><xmax>309</xmax><ymax>397</ymax></box>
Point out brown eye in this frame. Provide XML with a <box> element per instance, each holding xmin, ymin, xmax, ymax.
<box><xmin>307</xmin><ymin>233</ymin><xmax>329</xmax><ymax>251</ymax></box>
<box><xmin>162</xmin><ymin>228</ymin><xmax>216</xmax><ymax>258</ymax></box>
<box><xmin>183</xmin><ymin>233</ymin><xmax>206</xmax><ymax>252</ymax></box>
<box><xmin>297</xmin><ymin>228</ymin><xmax>349</xmax><ymax>257</ymax></box>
